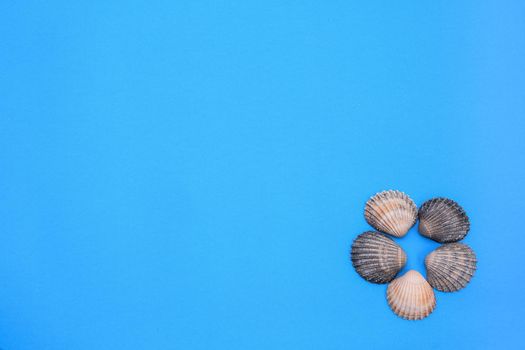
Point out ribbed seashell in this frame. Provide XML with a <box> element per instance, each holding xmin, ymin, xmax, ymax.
<box><xmin>386</xmin><ymin>270</ymin><xmax>436</xmax><ymax>320</ymax></box>
<box><xmin>351</xmin><ymin>231</ymin><xmax>407</xmax><ymax>284</ymax></box>
<box><xmin>418</xmin><ymin>198</ymin><xmax>470</xmax><ymax>243</ymax></box>
<box><xmin>425</xmin><ymin>243</ymin><xmax>477</xmax><ymax>292</ymax></box>
<box><xmin>364</xmin><ymin>190</ymin><xmax>418</xmax><ymax>237</ymax></box>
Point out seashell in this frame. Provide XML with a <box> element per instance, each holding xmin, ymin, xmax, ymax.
<box><xmin>351</xmin><ymin>231</ymin><xmax>407</xmax><ymax>284</ymax></box>
<box><xmin>364</xmin><ymin>190</ymin><xmax>418</xmax><ymax>238</ymax></box>
<box><xmin>425</xmin><ymin>243</ymin><xmax>477</xmax><ymax>292</ymax></box>
<box><xmin>418</xmin><ymin>198</ymin><xmax>470</xmax><ymax>243</ymax></box>
<box><xmin>386</xmin><ymin>270</ymin><xmax>436</xmax><ymax>320</ymax></box>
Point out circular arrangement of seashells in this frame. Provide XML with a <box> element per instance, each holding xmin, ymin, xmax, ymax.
<box><xmin>351</xmin><ymin>190</ymin><xmax>476</xmax><ymax>320</ymax></box>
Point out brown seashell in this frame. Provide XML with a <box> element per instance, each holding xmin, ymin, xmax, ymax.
<box><xmin>386</xmin><ymin>270</ymin><xmax>436</xmax><ymax>320</ymax></box>
<box><xmin>364</xmin><ymin>190</ymin><xmax>418</xmax><ymax>238</ymax></box>
<box><xmin>425</xmin><ymin>243</ymin><xmax>477</xmax><ymax>292</ymax></box>
<box><xmin>351</xmin><ymin>231</ymin><xmax>407</xmax><ymax>284</ymax></box>
<box><xmin>418</xmin><ymin>198</ymin><xmax>470</xmax><ymax>243</ymax></box>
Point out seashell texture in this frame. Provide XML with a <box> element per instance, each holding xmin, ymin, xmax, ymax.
<box><xmin>364</xmin><ymin>190</ymin><xmax>418</xmax><ymax>238</ymax></box>
<box><xmin>425</xmin><ymin>243</ymin><xmax>477</xmax><ymax>292</ymax></box>
<box><xmin>351</xmin><ymin>231</ymin><xmax>407</xmax><ymax>284</ymax></box>
<box><xmin>387</xmin><ymin>270</ymin><xmax>436</xmax><ymax>320</ymax></box>
<box><xmin>418</xmin><ymin>198</ymin><xmax>470</xmax><ymax>243</ymax></box>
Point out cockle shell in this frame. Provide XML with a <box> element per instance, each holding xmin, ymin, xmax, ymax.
<box><xmin>425</xmin><ymin>243</ymin><xmax>477</xmax><ymax>292</ymax></box>
<box><xmin>386</xmin><ymin>270</ymin><xmax>436</xmax><ymax>320</ymax></box>
<box><xmin>418</xmin><ymin>198</ymin><xmax>470</xmax><ymax>243</ymax></box>
<box><xmin>364</xmin><ymin>190</ymin><xmax>418</xmax><ymax>238</ymax></box>
<box><xmin>351</xmin><ymin>231</ymin><xmax>407</xmax><ymax>284</ymax></box>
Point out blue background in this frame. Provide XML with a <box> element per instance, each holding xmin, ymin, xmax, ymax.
<box><xmin>1</xmin><ymin>1</ymin><xmax>524</xmax><ymax>349</ymax></box>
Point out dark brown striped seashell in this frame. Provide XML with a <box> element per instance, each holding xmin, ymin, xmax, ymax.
<box><xmin>418</xmin><ymin>198</ymin><xmax>470</xmax><ymax>243</ymax></box>
<box><xmin>350</xmin><ymin>231</ymin><xmax>407</xmax><ymax>284</ymax></box>
<box><xmin>425</xmin><ymin>243</ymin><xmax>477</xmax><ymax>292</ymax></box>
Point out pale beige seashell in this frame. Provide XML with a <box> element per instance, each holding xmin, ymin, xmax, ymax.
<box><xmin>351</xmin><ymin>231</ymin><xmax>407</xmax><ymax>284</ymax></box>
<box><xmin>386</xmin><ymin>270</ymin><xmax>436</xmax><ymax>320</ymax></box>
<box><xmin>425</xmin><ymin>243</ymin><xmax>477</xmax><ymax>292</ymax></box>
<box><xmin>364</xmin><ymin>190</ymin><xmax>417</xmax><ymax>238</ymax></box>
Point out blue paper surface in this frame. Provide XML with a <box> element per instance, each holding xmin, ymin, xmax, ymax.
<box><xmin>1</xmin><ymin>1</ymin><xmax>524</xmax><ymax>349</ymax></box>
